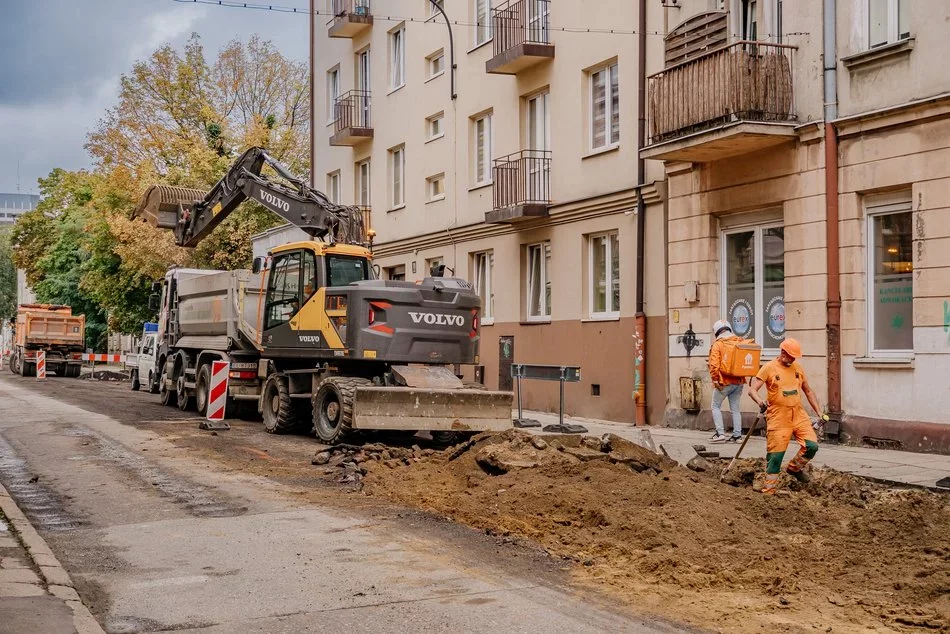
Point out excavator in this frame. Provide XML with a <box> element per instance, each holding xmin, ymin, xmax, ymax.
<box><xmin>132</xmin><ymin>146</ymin><xmax>512</xmax><ymax>443</ymax></box>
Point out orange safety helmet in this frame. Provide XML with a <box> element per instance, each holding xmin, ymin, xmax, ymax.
<box><xmin>779</xmin><ymin>338</ymin><xmax>802</xmax><ymax>359</ymax></box>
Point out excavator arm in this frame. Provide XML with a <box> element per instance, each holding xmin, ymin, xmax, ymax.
<box><xmin>132</xmin><ymin>147</ymin><xmax>368</xmax><ymax>248</ymax></box>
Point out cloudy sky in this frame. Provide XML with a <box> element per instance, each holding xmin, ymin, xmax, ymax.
<box><xmin>0</xmin><ymin>0</ymin><xmax>309</xmax><ymax>194</ymax></box>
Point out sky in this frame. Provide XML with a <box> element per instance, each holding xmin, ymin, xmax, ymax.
<box><xmin>0</xmin><ymin>0</ymin><xmax>309</xmax><ymax>194</ymax></box>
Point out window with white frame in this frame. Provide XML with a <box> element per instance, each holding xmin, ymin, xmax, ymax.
<box><xmin>389</xmin><ymin>146</ymin><xmax>405</xmax><ymax>209</ymax></box>
<box><xmin>427</xmin><ymin>49</ymin><xmax>445</xmax><ymax>79</ymax></box>
<box><xmin>869</xmin><ymin>0</ymin><xmax>909</xmax><ymax>49</ymax></box>
<box><xmin>327</xmin><ymin>171</ymin><xmax>341</xmax><ymax>204</ymax></box>
<box><xmin>427</xmin><ymin>174</ymin><xmax>445</xmax><ymax>201</ymax></box>
<box><xmin>473</xmin><ymin>113</ymin><xmax>492</xmax><ymax>185</ymax></box>
<box><xmin>590</xmin><ymin>62</ymin><xmax>620</xmax><ymax>150</ymax></box>
<box><xmin>428</xmin><ymin>0</ymin><xmax>444</xmax><ymax>17</ymax></box>
<box><xmin>326</xmin><ymin>67</ymin><xmax>340</xmax><ymax>123</ymax></box>
<box><xmin>589</xmin><ymin>232</ymin><xmax>620</xmax><ymax>317</ymax></box>
<box><xmin>474</xmin><ymin>0</ymin><xmax>492</xmax><ymax>47</ymax></box>
<box><xmin>389</xmin><ymin>26</ymin><xmax>406</xmax><ymax>90</ymax></box>
<box><xmin>526</xmin><ymin>242</ymin><xmax>551</xmax><ymax>320</ymax></box>
<box><xmin>473</xmin><ymin>251</ymin><xmax>494</xmax><ymax>323</ymax></box>
<box><xmin>866</xmin><ymin>197</ymin><xmax>913</xmax><ymax>354</ymax></box>
<box><xmin>356</xmin><ymin>160</ymin><xmax>371</xmax><ymax>206</ymax></box>
<box><xmin>721</xmin><ymin>223</ymin><xmax>786</xmax><ymax>352</ymax></box>
<box><xmin>427</xmin><ymin>112</ymin><xmax>444</xmax><ymax>140</ymax></box>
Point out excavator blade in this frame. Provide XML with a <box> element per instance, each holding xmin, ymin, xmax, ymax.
<box><xmin>131</xmin><ymin>185</ymin><xmax>208</xmax><ymax>229</ymax></box>
<box><xmin>352</xmin><ymin>386</ymin><xmax>514</xmax><ymax>432</ymax></box>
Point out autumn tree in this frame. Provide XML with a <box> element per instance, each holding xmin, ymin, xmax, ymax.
<box><xmin>0</xmin><ymin>227</ymin><xmax>16</xmax><ymax>321</ymax></box>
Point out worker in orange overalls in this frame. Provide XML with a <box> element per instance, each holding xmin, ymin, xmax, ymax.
<box><xmin>747</xmin><ymin>338</ymin><xmax>830</xmax><ymax>494</ymax></box>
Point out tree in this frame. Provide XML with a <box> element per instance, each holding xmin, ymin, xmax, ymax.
<box><xmin>0</xmin><ymin>227</ymin><xmax>17</xmax><ymax>321</ymax></box>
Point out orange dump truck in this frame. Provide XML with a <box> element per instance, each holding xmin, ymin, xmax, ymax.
<box><xmin>9</xmin><ymin>304</ymin><xmax>85</xmax><ymax>378</ymax></box>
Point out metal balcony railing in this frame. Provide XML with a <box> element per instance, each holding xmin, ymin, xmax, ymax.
<box><xmin>333</xmin><ymin>90</ymin><xmax>372</xmax><ymax>133</ymax></box>
<box><xmin>331</xmin><ymin>0</ymin><xmax>370</xmax><ymax>18</ymax></box>
<box><xmin>492</xmin><ymin>0</ymin><xmax>551</xmax><ymax>57</ymax></box>
<box><xmin>492</xmin><ymin>150</ymin><xmax>552</xmax><ymax>210</ymax></box>
<box><xmin>648</xmin><ymin>41</ymin><xmax>796</xmax><ymax>144</ymax></box>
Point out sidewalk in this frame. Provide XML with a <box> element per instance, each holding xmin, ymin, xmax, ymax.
<box><xmin>0</xmin><ymin>483</ymin><xmax>104</xmax><ymax>634</ymax></box>
<box><xmin>518</xmin><ymin>410</ymin><xmax>950</xmax><ymax>490</ymax></box>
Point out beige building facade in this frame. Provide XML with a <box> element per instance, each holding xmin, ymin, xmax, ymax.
<box><xmin>645</xmin><ymin>0</ymin><xmax>950</xmax><ymax>452</ymax></box>
<box><xmin>310</xmin><ymin>0</ymin><xmax>668</xmax><ymax>423</ymax></box>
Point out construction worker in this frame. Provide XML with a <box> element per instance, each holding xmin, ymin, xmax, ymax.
<box><xmin>747</xmin><ymin>338</ymin><xmax>830</xmax><ymax>494</ymax></box>
<box><xmin>707</xmin><ymin>319</ymin><xmax>744</xmax><ymax>443</ymax></box>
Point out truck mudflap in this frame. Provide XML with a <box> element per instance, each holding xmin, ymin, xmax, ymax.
<box><xmin>352</xmin><ymin>386</ymin><xmax>513</xmax><ymax>432</ymax></box>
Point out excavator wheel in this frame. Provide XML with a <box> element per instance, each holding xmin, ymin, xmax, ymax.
<box><xmin>313</xmin><ymin>376</ymin><xmax>372</xmax><ymax>444</ymax></box>
<box><xmin>261</xmin><ymin>373</ymin><xmax>298</xmax><ymax>434</ymax></box>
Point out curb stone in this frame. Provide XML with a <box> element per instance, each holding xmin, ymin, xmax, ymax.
<box><xmin>0</xmin><ymin>482</ymin><xmax>105</xmax><ymax>634</ymax></box>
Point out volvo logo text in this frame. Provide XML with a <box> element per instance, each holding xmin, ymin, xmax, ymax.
<box><xmin>408</xmin><ymin>312</ymin><xmax>465</xmax><ymax>327</ymax></box>
<box><xmin>259</xmin><ymin>189</ymin><xmax>290</xmax><ymax>212</ymax></box>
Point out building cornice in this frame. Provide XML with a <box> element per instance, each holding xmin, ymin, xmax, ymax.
<box><xmin>834</xmin><ymin>92</ymin><xmax>950</xmax><ymax>138</ymax></box>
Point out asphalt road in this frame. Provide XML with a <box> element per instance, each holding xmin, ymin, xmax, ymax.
<box><xmin>0</xmin><ymin>372</ymin><xmax>685</xmax><ymax>633</ymax></box>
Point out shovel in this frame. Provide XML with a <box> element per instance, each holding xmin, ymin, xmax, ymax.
<box><xmin>720</xmin><ymin>412</ymin><xmax>763</xmax><ymax>481</ymax></box>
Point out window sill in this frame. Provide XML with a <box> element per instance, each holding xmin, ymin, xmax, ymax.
<box><xmin>582</xmin><ymin>144</ymin><xmax>620</xmax><ymax>160</ymax></box>
<box><xmin>425</xmin><ymin>195</ymin><xmax>446</xmax><ymax>204</ymax></box>
<box><xmin>425</xmin><ymin>71</ymin><xmax>445</xmax><ymax>84</ymax></box>
<box><xmin>520</xmin><ymin>319</ymin><xmax>551</xmax><ymax>325</ymax></box>
<box><xmin>467</xmin><ymin>39</ymin><xmax>493</xmax><ymax>55</ymax></box>
<box><xmin>388</xmin><ymin>204</ymin><xmax>406</xmax><ymax>213</ymax></box>
<box><xmin>842</xmin><ymin>38</ymin><xmax>915</xmax><ymax>71</ymax></box>
<box><xmin>480</xmin><ymin>318</ymin><xmax>495</xmax><ymax>327</ymax></box>
<box><xmin>583</xmin><ymin>314</ymin><xmax>620</xmax><ymax>323</ymax></box>
<box><xmin>468</xmin><ymin>181</ymin><xmax>493</xmax><ymax>192</ymax></box>
<box><xmin>425</xmin><ymin>133</ymin><xmax>445</xmax><ymax>144</ymax></box>
<box><xmin>387</xmin><ymin>84</ymin><xmax>406</xmax><ymax>96</ymax></box>
<box><xmin>852</xmin><ymin>356</ymin><xmax>915</xmax><ymax>370</ymax></box>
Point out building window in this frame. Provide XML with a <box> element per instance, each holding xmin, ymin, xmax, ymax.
<box><xmin>867</xmin><ymin>198</ymin><xmax>913</xmax><ymax>355</ymax></box>
<box><xmin>326</xmin><ymin>67</ymin><xmax>340</xmax><ymax>123</ymax></box>
<box><xmin>869</xmin><ymin>0</ymin><xmax>909</xmax><ymax>49</ymax></box>
<box><xmin>327</xmin><ymin>171</ymin><xmax>341</xmax><ymax>204</ymax></box>
<box><xmin>427</xmin><ymin>174</ymin><xmax>445</xmax><ymax>201</ymax></box>
<box><xmin>389</xmin><ymin>26</ymin><xmax>406</xmax><ymax>90</ymax></box>
<box><xmin>473</xmin><ymin>113</ymin><xmax>492</xmax><ymax>186</ymax></box>
<box><xmin>427</xmin><ymin>112</ymin><xmax>444</xmax><ymax>140</ymax></box>
<box><xmin>474</xmin><ymin>0</ymin><xmax>492</xmax><ymax>47</ymax></box>
<box><xmin>385</xmin><ymin>264</ymin><xmax>406</xmax><ymax>281</ymax></box>
<box><xmin>389</xmin><ymin>146</ymin><xmax>405</xmax><ymax>209</ymax></box>
<box><xmin>356</xmin><ymin>160</ymin><xmax>371</xmax><ymax>206</ymax></box>
<box><xmin>526</xmin><ymin>241</ymin><xmax>551</xmax><ymax>320</ymax></box>
<box><xmin>473</xmin><ymin>251</ymin><xmax>494</xmax><ymax>323</ymax></box>
<box><xmin>740</xmin><ymin>0</ymin><xmax>758</xmax><ymax>40</ymax></box>
<box><xmin>427</xmin><ymin>49</ymin><xmax>445</xmax><ymax>79</ymax></box>
<box><xmin>721</xmin><ymin>223</ymin><xmax>785</xmax><ymax>352</ymax></box>
<box><xmin>589</xmin><ymin>232</ymin><xmax>620</xmax><ymax>318</ymax></box>
<box><xmin>426</xmin><ymin>256</ymin><xmax>445</xmax><ymax>277</ymax></box>
<box><xmin>590</xmin><ymin>62</ymin><xmax>620</xmax><ymax>150</ymax></box>
<box><xmin>428</xmin><ymin>0</ymin><xmax>444</xmax><ymax>17</ymax></box>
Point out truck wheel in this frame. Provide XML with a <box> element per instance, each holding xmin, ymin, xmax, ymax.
<box><xmin>195</xmin><ymin>365</ymin><xmax>210</xmax><ymax>415</ymax></box>
<box><xmin>159</xmin><ymin>369</ymin><xmax>175</xmax><ymax>407</ymax></box>
<box><xmin>313</xmin><ymin>377</ymin><xmax>371</xmax><ymax>444</ymax></box>
<box><xmin>261</xmin><ymin>373</ymin><xmax>297</xmax><ymax>434</ymax></box>
<box><xmin>176</xmin><ymin>375</ymin><xmax>194</xmax><ymax>412</ymax></box>
<box><xmin>9</xmin><ymin>353</ymin><xmax>19</xmax><ymax>376</ymax></box>
<box><xmin>67</xmin><ymin>365</ymin><xmax>81</xmax><ymax>378</ymax></box>
<box><xmin>131</xmin><ymin>370</ymin><xmax>141</xmax><ymax>391</ymax></box>
<box><xmin>148</xmin><ymin>371</ymin><xmax>159</xmax><ymax>394</ymax></box>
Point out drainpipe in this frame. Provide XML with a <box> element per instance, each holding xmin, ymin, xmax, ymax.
<box><xmin>633</xmin><ymin>0</ymin><xmax>647</xmax><ymax>426</ymax></box>
<box><xmin>823</xmin><ymin>0</ymin><xmax>842</xmax><ymax>422</ymax></box>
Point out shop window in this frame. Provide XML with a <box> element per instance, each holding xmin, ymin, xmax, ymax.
<box><xmin>867</xmin><ymin>199</ymin><xmax>913</xmax><ymax>354</ymax></box>
<box><xmin>721</xmin><ymin>224</ymin><xmax>785</xmax><ymax>351</ymax></box>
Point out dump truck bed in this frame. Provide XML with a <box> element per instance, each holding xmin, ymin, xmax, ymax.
<box><xmin>15</xmin><ymin>305</ymin><xmax>85</xmax><ymax>349</ymax></box>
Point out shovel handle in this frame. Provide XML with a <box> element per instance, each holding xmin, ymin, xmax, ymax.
<box><xmin>722</xmin><ymin>413</ymin><xmax>763</xmax><ymax>476</ymax></box>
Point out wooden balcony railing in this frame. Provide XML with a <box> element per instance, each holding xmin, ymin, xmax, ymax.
<box><xmin>331</xmin><ymin>0</ymin><xmax>370</xmax><ymax>19</ymax></box>
<box><xmin>648</xmin><ymin>41</ymin><xmax>796</xmax><ymax>144</ymax></box>
<box><xmin>333</xmin><ymin>90</ymin><xmax>372</xmax><ymax>133</ymax></box>
<box><xmin>492</xmin><ymin>150</ymin><xmax>551</xmax><ymax>210</ymax></box>
<box><xmin>492</xmin><ymin>0</ymin><xmax>551</xmax><ymax>56</ymax></box>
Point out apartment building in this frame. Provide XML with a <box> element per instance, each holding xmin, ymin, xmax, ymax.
<box><xmin>645</xmin><ymin>0</ymin><xmax>950</xmax><ymax>451</ymax></box>
<box><xmin>0</xmin><ymin>193</ymin><xmax>38</xmax><ymax>224</ymax></box>
<box><xmin>311</xmin><ymin>0</ymin><xmax>668</xmax><ymax>423</ymax></box>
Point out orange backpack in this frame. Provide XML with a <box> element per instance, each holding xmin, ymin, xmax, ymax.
<box><xmin>719</xmin><ymin>338</ymin><xmax>762</xmax><ymax>378</ymax></box>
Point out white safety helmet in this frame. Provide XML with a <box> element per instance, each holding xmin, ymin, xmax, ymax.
<box><xmin>713</xmin><ymin>319</ymin><xmax>732</xmax><ymax>337</ymax></box>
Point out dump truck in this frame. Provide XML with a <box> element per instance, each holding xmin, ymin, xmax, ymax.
<box><xmin>8</xmin><ymin>304</ymin><xmax>85</xmax><ymax>377</ymax></box>
<box><xmin>133</xmin><ymin>146</ymin><xmax>512</xmax><ymax>443</ymax></box>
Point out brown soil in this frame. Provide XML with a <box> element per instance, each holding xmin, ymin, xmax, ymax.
<box><xmin>363</xmin><ymin>430</ymin><xmax>950</xmax><ymax>633</ymax></box>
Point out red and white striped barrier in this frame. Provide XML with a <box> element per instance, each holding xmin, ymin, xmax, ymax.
<box><xmin>81</xmin><ymin>353</ymin><xmax>126</xmax><ymax>363</ymax></box>
<box><xmin>36</xmin><ymin>351</ymin><xmax>47</xmax><ymax>381</ymax></box>
<box><xmin>207</xmin><ymin>361</ymin><xmax>230</xmax><ymax>422</ymax></box>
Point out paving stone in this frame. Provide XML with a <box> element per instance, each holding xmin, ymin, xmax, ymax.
<box><xmin>0</xmin><ymin>568</ymin><xmax>42</xmax><ymax>584</ymax></box>
<box><xmin>39</xmin><ymin>566</ymin><xmax>72</xmax><ymax>588</ymax></box>
<box><xmin>1</xmin><ymin>556</ymin><xmax>32</xmax><ymax>569</ymax></box>
<box><xmin>0</xmin><ymin>581</ymin><xmax>46</xmax><ymax>597</ymax></box>
<box><xmin>48</xmin><ymin>584</ymin><xmax>81</xmax><ymax>601</ymax></box>
<box><xmin>0</xmin><ymin>537</ymin><xmax>19</xmax><ymax>549</ymax></box>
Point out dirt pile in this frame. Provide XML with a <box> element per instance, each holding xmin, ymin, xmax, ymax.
<box><xmin>363</xmin><ymin>430</ymin><xmax>950</xmax><ymax>633</ymax></box>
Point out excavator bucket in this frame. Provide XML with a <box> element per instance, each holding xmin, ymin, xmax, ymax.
<box><xmin>131</xmin><ymin>185</ymin><xmax>208</xmax><ymax>229</ymax></box>
<box><xmin>352</xmin><ymin>386</ymin><xmax>514</xmax><ymax>432</ymax></box>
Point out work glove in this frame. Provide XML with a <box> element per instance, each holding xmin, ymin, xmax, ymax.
<box><xmin>759</xmin><ymin>402</ymin><xmax>768</xmax><ymax>414</ymax></box>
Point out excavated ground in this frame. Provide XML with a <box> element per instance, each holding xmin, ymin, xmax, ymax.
<box><xmin>360</xmin><ymin>430</ymin><xmax>950</xmax><ymax>633</ymax></box>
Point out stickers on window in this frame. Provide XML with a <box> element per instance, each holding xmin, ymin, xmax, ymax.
<box><xmin>729</xmin><ymin>298</ymin><xmax>753</xmax><ymax>338</ymax></box>
<box><xmin>766</xmin><ymin>296</ymin><xmax>786</xmax><ymax>340</ymax></box>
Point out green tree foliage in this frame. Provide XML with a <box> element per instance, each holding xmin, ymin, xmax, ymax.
<box><xmin>0</xmin><ymin>227</ymin><xmax>17</xmax><ymax>321</ymax></box>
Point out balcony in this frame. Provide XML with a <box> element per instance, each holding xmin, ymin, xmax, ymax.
<box><xmin>358</xmin><ymin>206</ymin><xmax>372</xmax><ymax>242</ymax></box>
<box><xmin>642</xmin><ymin>41</ymin><xmax>798</xmax><ymax>163</ymax></box>
<box><xmin>486</xmin><ymin>0</ymin><xmax>554</xmax><ymax>75</ymax></box>
<box><xmin>328</xmin><ymin>0</ymin><xmax>372</xmax><ymax>38</ymax></box>
<box><xmin>330</xmin><ymin>91</ymin><xmax>373</xmax><ymax>147</ymax></box>
<box><xmin>486</xmin><ymin>150</ymin><xmax>551</xmax><ymax>224</ymax></box>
